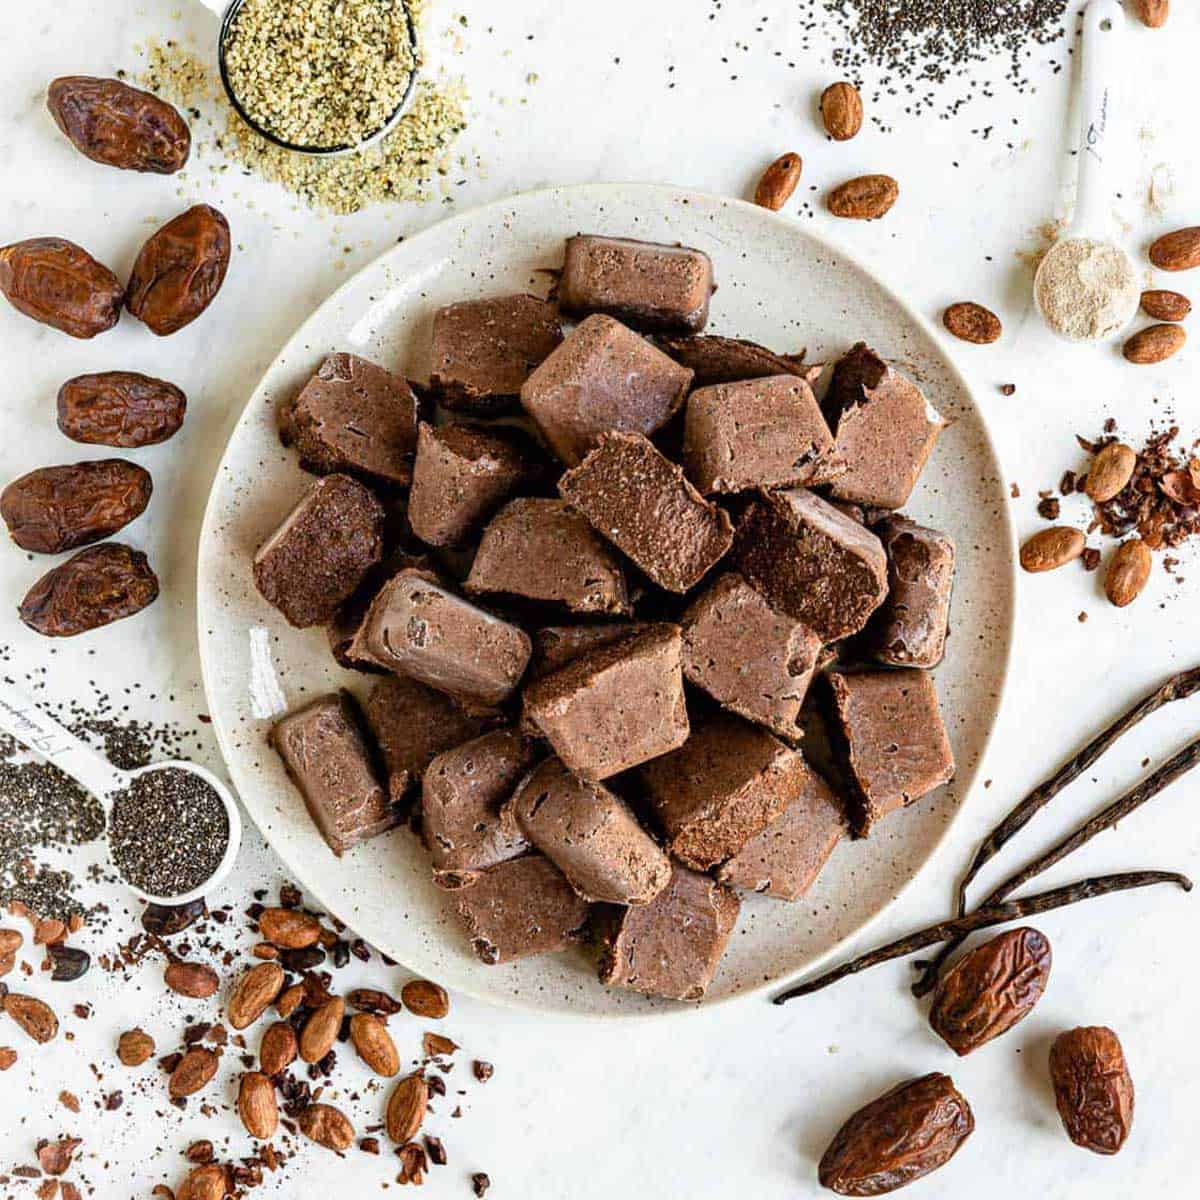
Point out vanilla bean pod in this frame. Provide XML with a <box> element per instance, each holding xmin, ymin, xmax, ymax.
<box><xmin>910</xmin><ymin>734</ymin><xmax>1200</xmax><ymax>997</ymax></box>
<box><xmin>772</xmin><ymin>870</ymin><xmax>1191</xmax><ymax>1004</ymax></box>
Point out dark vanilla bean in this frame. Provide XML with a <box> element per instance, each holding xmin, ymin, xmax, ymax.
<box><xmin>772</xmin><ymin>871</ymin><xmax>1192</xmax><ymax>1004</ymax></box>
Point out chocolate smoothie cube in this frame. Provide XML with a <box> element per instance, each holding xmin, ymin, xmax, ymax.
<box><xmin>684</xmin><ymin>374</ymin><xmax>837</xmax><ymax>495</ymax></box>
<box><xmin>282</xmin><ymin>353</ymin><xmax>419</xmax><ymax>488</ymax></box>
<box><xmin>598</xmin><ymin>864</ymin><xmax>740</xmax><ymax>1001</ymax></box>
<box><xmin>530</xmin><ymin>622</ymin><xmax>643</xmax><ymax>678</ymax></box>
<box><xmin>822</xmin><ymin>343</ymin><xmax>949</xmax><ymax>510</ymax></box>
<box><xmin>408</xmin><ymin>422</ymin><xmax>541</xmax><ymax>547</ymax></box>
<box><xmin>466</xmin><ymin>498</ymin><xmax>631</xmax><ymax>616</ymax></box>
<box><xmin>656</xmin><ymin>334</ymin><xmax>808</xmax><ymax>387</ymax></box>
<box><xmin>511</xmin><ymin>757</ymin><xmax>671</xmax><ymax>905</ymax></box>
<box><xmin>522</xmin><ymin>623</ymin><xmax>689</xmax><ymax>780</ymax></box>
<box><xmin>825</xmin><ymin>669</ymin><xmax>955</xmax><ymax>836</ymax></box>
<box><xmin>422</xmin><ymin>729</ymin><xmax>536</xmax><ymax>887</ymax></box>
<box><xmin>520</xmin><ymin>315</ymin><xmax>693</xmax><ymax>466</ymax></box>
<box><xmin>558</xmin><ymin>235</ymin><xmax>714</xmax><ymax>334</ymax></box>
<box><xmin>453</xmin><ymin>853</ymin><xmax>590</xmax><ymax>965</ymax></box>
<box><xmin>716</xmin><ymin>763</ymin><xmax>846</xmax><ymax>900</ymax></box>
<box><xmin>640</xmin><ymin>713</ymin><xmax>810</xmax><ymax>870</ymax></box>
<box><xmin>349</xmin><ymin>568</ymin><xmax>531</xmax><ymax>706</ymax></box>
<box><xmin>328</xmin><ymin>549</ymin><xmax>434</xmax><ymax>671</ymax></box>
<box><xmin>558</xmin><ymin>432</ymin><xmax>733</xmax><ymax>593</ymax></box>
<box><xmin>361</xmin><ymin>674</ymin><xmax>501</xmax><ymax>806</ymax></box>
<box><xmin>430</xmin><ymin>294</ymin><xmax>563</xmax><ymax>415</ymax></box>
<box><xmin>681</xmin><ymin>573</ymin><xmax>821</xmax><ymax>741</ymax></box>
<box><xmin>253</xmin><ymin>474</ymin><xmax>385</xmax><ymax>628</ymax></box>
<box><xmin>733</xmin><ymin>488</ymin><xmax>887</xmax><ymax>642</ymax></box>
<box><xmin>867</xmin><ymin>516</ymin><xmax>956</xmax><ymax>669</ymax></box>
<box><xmin>270</xmin><ymin>692</ymin><xmax>397</xmax><ymax>857</ymax></box>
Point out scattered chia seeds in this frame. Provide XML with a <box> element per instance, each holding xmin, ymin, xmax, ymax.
<box><xmin>108</xmin><ymin>768</ymin><xmax>230</xmax><ymax>899</ymax></box>
<box><xmin>222</xmin><ymin>0</ymin><xmax>419</xmax><ymax>151</ymax></box>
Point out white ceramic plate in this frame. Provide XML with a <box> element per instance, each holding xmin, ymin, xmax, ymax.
<box><xmin>197</xmin><ymin>184</ymin><xmax>1015</xmax><ymax>1017</ymax></box>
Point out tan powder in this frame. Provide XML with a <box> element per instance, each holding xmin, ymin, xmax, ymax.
<box><xmin>1035</xmin><ymin>236</ymin><xmax>1140</xmax><ymax>341</ymax></box>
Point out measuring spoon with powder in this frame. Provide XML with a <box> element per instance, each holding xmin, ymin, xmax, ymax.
<box><xmin>1034</xmin><ymin>0</ymin><xmax>1140</xmax><ymax>342</ymax></box>
<box><xmin>0</xmin><ymin>683</ymin><xmax>241</xmax><ymax>906</ymax></box>
<box><xmin>195</xmin><ymin>0</ymin><xmax>421</xmax><ymax>155</ymax></box>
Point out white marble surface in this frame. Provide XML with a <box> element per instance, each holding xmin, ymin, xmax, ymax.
<box><xmin>2</xmin><ymin>1</ymin><xmax>1200</xmax><ymax>1196</ymax></box>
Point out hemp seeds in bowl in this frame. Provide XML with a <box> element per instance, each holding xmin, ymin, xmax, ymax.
<box><xmin>221</xmin><ymin>0</ymin><xmax>419</xmax><ymax>153</ymax></box>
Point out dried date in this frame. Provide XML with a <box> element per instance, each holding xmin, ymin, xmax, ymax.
<box><xmin>47</xmin><ymin>76</ymin><xmax>190</xmax><ymax>174</ymax></box>
<box><xmin>1</xmin><ymin>460</ymin><xmax>152</xmax><ymax>553</ymax></box>
<box><xmin>818</xmin><ymin>1073</ymin><xmax>974</xmax><ymax>1195</ymax></box>
<box><xmin>126</xmin><ymin>205</ymin><xmax>231</xmax><ymax>336</ymax></box>
<box><xmin>0</xmin><ymin>238</ymin><xmax>122</xmax><ymax>339</ymax></box>
<box><xmin>58</xmin><ymin>372</ymin><xmax>186</xmax><ymax>447</ymax></box>
<box><xmin>1049</xmin><ymin>1026</ymin><xmax>1134</xmax><ymax>1155</ymax></box>
<box><xmin>929</xmin><ymin>927</ymin><xmax>1052</xmax><ymax>1055</ymax></box>
<box><xmin>19</xmin><ymin>543</ymin><xmax>159</xmax><ymax>638</ymax></box>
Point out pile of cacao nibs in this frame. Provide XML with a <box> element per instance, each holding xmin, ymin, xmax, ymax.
<box><xmin>1021</xmin><ymin>421</ymin><xmax>1200</xmax><ymax>609</ymax></box>
<box><xmin>2</xmin><ymin>877</ymin><xmax>496</xmax><ymax>1198</ymax></box>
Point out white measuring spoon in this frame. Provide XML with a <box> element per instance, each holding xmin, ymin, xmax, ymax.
<box><xmin>194</xmin><ymin>0</ymin><xmax>421</xmax><ymax>156</ymax></box>
<box><xmin>0</xmin><ymin>682</ymin><xmax>242</xmax><ymax>907</ymax></box>
<box><xmin>1034</xmin><ymin>0</ymin><xmax>1139</xmax><ymax>341</ymax></box>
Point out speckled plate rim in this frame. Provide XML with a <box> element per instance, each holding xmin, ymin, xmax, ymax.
<box><xmin>196</xmin><ymin>182</ymin><xmax>1017</xmax><ymax>1020</ymax></box>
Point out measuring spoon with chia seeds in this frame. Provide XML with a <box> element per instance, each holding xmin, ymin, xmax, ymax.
<box><xmin>0</xmin><ymin>682</ymin><xmax>242</xmax><ymax>906</ymax></box>
<box><xmin>1034</xmin><ymin>0</ymin><xmax>1139</xmax><ymax>341</ymax></box>
<box><xmin>195</xmin><ymin>0</ymin><xmax>421</xmax><ymax>156</ymax></box>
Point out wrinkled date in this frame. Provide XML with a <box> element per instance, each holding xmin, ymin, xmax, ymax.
<box><xmin>818</xmin><ymin>1073</ymin><xmax>975</xmax><ymax>1196</ymax></box>
<box><xmin>58</xmin><ymin>372</ymin><xmax>187</xmax><ymax>447</ymax></box>
<box><xmin>126</xmin><ymin>204</ymin><xmax>231</xmax><ymax>336</ymax></box>
<box><xmin>0</xmin><ymin>237</ymin><xmax>123</xmax><ymax>339</ymax></box>
<box><xmin>929</xmin><ymin>927</ymin><xmax>1052</xmax><ymax>1056</ymax></box>
<box><xmin>47</xmin><ymin>76</ymin><xmax>190</xmax><ymax>174</ymax></box>
<box><xmin>1</xmin><ymin>460</ymin><xmax>152</xmax><ymax>553</ymax></box>
<box><xmin>1049</xmin><ymin>1026</ymin><xmax>1134</xmax><ymax>1155</ymax></box>
<box><xmin>19</xmin><ymin>543</ymin><xmax>159</xmax><ymax>638</ymax></box>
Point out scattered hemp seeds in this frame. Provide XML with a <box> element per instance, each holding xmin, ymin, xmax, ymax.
<box><xmin>108</xmin><ymin>769</ymin><xmax>229</xmax><ymax>898</ymax></box>
<box><xmin>139</xmin><ymin>34</ymin><xmax>467</xmax><ymax>214</ymax></box>
<box><xmin>222</xmin><ymin>0</ymin><xmax>419</xmax><ymax>150</ymax></box>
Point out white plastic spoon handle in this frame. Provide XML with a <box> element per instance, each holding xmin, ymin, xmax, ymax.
<box><xmin>196</xmin><ymin>0</ymin><xmax>228</xmax><ymax>16</ymax></box>
<box><xmin>0</xmin><ymin>681</ymin><xmax>126</xmax><ymax>805</ymax></box>
<box><xmin>1074</xmin><ymin>0</ymin><xmax>1125</xmax><ymax>236</ymax></box>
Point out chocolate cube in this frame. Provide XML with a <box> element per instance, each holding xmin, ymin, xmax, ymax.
<box><xmin>270</xmin><ymin>692</ymin><xmax>396</xmax><ymax>856</ymax></box>
<box><xmin>733</xmin><ymin>488</ymin><xmax>887</xmax><ymax>642</ymax></box>
<box><xmin>639</xmin><ymin>713</ymin><xmax>811</xmax><ymax>870</ymax></box>
<box><xmin>529</xmin><ymin>622</ymin><xmax>644</xmax><ymax>679</ymax></box>
<box><xmin>520</xmin><ymin>315</ymin><xmax>692</xmax><ymax>466</ymax></box>
<box><xmin>716</xmin><ymin>763</ymin><xmax>846</xmax><ymax>900</ymax></box>
<box><xmin>349</xmin><ymin>568</ymin><xmax>531</xmax><ymax>707</ymax></box>
<box><xmin>557</xmin><ymin>235</ymin><xmax>714</xmax><ymax>334</ymax></box>
<box><xmin>656</xmin><ymin>334</ymin><xmax>808</xmax><ymax>387</ymax></box>
<box><xmin>684</xmin><ymin>375</ymin><xmax>836</xmax><ymax>495</ymax></box>
<box><xmin>430</xmin><ymin>294</ymin><xmax>563</xmax><ymax>414</ymax></box>
<box><xmin>822</xmin><ymin>343</ymin><xmax>949</xmax><ymax>510</ymax></box>
<box><xmin>466</xmin><ymin>498</ymin><xmax>631</xmax><ymax>615</ymax></box>
<box><xmin>522</xmin><ymin>623</ymin><xmax>689</xmax><ymax>780</ymax></box>
<box><xmin>361</xmin><ymin>674</ymin><xmax>501</xmax><ymax>806</ymax></box>
<box><xmin>422</xmin><ymin>729</ymin><xmax>536</xmax><ymax>887</ymax></box>
<box><xmin>452</xmin><ymin>854</ymin><xmax>590</xmax><ymax>965</ymax></box>
<box><xmin>510</xmin><ymin>757</ymin><xmax>671</xmax><ymax>905</ymax></box>
<box><xmin>598</xmin><ymin>864</ymin><xmax>740</xmax><ymax>1001</ymax></box>
<box><xmin>681</xmin><ymin>573</ymin><xmax>821</xmax><ymax>741</ymax></box>
<box><xmin>281</xmin><ymin>352</ymin><xmax>419</xmax><ymax>488</ymax></box>
<box><xmin>558</xmin><ymin>432</ymin><xmax>733</xmax><ymax>593</ymax></box>
<box><xmin>867</xmin><ymin>516</ymin><xmax>956</xmax><ymax>668</ymax></box>
<box><xmin>825</xmin><ymin>669</ymin><xmax>955</xmax><ymax>836</ymax></box>
<box><xmin>253</xmin><ymin>474</ymin><xmax>385</xmax><ymax>628</ymax></box>
<box><xmin>407</xmin><ymin>422</ymin><xmax>541</xmax><ymax>548</ymax></box>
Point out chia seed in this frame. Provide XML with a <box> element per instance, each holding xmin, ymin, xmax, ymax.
<box><xmin>108</xmin><ymin>769</ymin><xmax>229</xmax><ymax>899</ymax></box>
